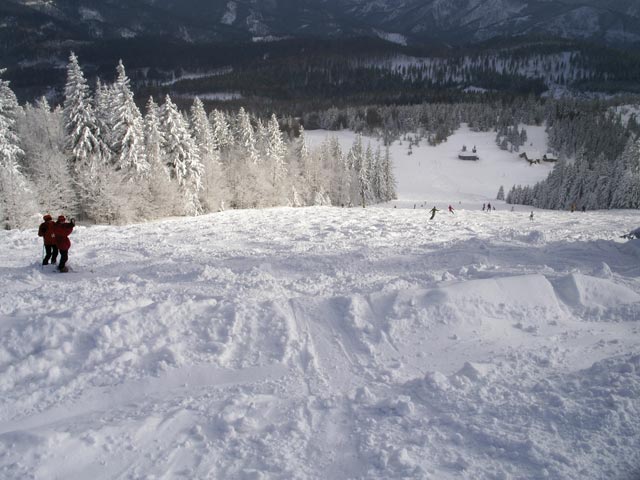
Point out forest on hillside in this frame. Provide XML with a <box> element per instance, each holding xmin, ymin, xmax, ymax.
<box><xmin>5</xmin><ymin>36</ymin><xmax>640</xmax><ymax>111</ymax></box>
<box><xmin>2</xmin><ymin>46</ymin><xmax>640</xmax><ymax>231</ymax></box>
<box><xmin>0</xmin><ymin>55</ymin><xmax>397</xmax><ymax>229</ymax></box>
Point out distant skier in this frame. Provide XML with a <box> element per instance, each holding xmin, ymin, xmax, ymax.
<box><xmin>482</xmin><ymin>203</ymin><xmax>486</xmax><ymax>211</ymax></box>
<box><xmin>37</xmin><ymin>214</ymin><xmax>58</xmax><ymax>266</ymax></box>
<box><xmin>529</xmin><ymin>211</ymin><xmax>534</xmax><ymax>221</ymax></box>
<box><xmin>582</xmin><ymin>205</ymin><xmax>586</xmax><ymax>213</ymax></box>
<box><xmin>448</xmin><ymin>205</ymin><xmax>455</xmax><ymax>214</ymax></box>
<box><xmin>429</xmin><ymin>206</ymin><xmax>439</xmax><ymax>220</ymax></box>
<box><xmin>487</xmin><ymin>202</ymin><xmax>492</xmax><ymax>212</ymax></box>
<box><xmin>53</xmin><ymin>215</ymin><xmax>75</xmax><ymax>273</ymax></box>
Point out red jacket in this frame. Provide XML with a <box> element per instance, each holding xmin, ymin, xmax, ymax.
<box><xmin>53</xmin><ymin>221</ymin><xmax>74</xmax><ymax>250</ymax></box>
<box><xmin>38</xmin><ymin>220</ymin><xmax>57</xmax><ymax>246</ymax></box>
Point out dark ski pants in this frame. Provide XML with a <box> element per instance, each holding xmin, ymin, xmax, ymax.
<box><xmin>43</xmin><ymin>245</ymin><xmax>58</xmax><ymax>265</ymax></box>
<box><xmin>58</xmin><ymin>249</ymin><xmax>69</xmax><ymax>271</ymax></box>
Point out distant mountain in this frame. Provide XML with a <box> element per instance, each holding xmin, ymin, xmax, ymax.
<box><xmin>3</xmin><ymin>0</ymin><xmax>640</xmax><ymax>104</ymax></box>
<box><xmin>3</xmin><ymin>0</ymin><xmax>640</xmax><ymax>49</ymax></box>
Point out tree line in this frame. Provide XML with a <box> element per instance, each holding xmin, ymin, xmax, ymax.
<box><xmin>0</xmin><ymin>54</ymin><xmax>397</xmax><ymax>230</ymax></box>
<box><xmin>301</xmin><ymin>96</ymin><xmax>640</xmax><ymax>211</ymax></box>
<box><xmin>507</xmin><ymin>100</ymin><xmax>640</xmax><ymax>210</ymax></box>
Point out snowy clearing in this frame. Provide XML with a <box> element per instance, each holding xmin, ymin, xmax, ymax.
<box><xmin>307</xmin><ymin>124</ymin><xmax>553</xmax><ymax>203</ymax></box>
<box><xmin>1</xmin><ymin>126</ymin><xmax>640</xmax><ymax>479</ymax></box>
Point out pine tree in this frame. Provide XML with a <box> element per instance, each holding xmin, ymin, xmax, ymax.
<box><xmin>329</xmin><ymin>136</ymin><xmax>351</xmax><ymax>206</ymax></box>
<box><xmin>191</xmin><ymin>97</ymin><xmax>223</xmax><ymax>211</ymax></box>
<box><xmin>63</xmin><ymin>52</ymin><xmax>106</xmax><ymax>171</ymax></box>
<box><xmin>356</xmin><ymin>139</ymin><xmax>371</xmax><ymax>208</ymax></box>
<box><xmin>191</xmin><ymin>98</ymin><xmax>218</xmax><ymax>158</ymax></box>
<box><xmin>110</xmin><ymin>60</ymin><xmax>148</xmax><ymax>178</ymax></box>
<box><xmin>381</xmin><ymin>146</ymin><xmax>397</xmax><ymax>201</ymax></box>
<box><xmin>235</xmin><ymin>107</ymin><xmax>259</xmax><ymax>165</ymax></box>
<box><xmin>295</xmin><ymin>125</ymin><xmax>314</xmax><ymax>204</ymax></box>
<box><xmin>144</xmin><ymin>97</ymin><xmax>165</xmax><ymax>173</ymax></box>
<box><xmin>17</xmin><ymin>98</ymin><xmax>77</xmax><ymax>216</ymax></box>
<box><xmin>363</xmin><ymin>143</ymin><xmax>375</xmax><ymax>205</ymax></box>
<box><xmin>265</xmin><ymin>114</ymin><xmax>287</xmax><ymax>203</ymax></box>
<box><xmin>371</xmin><ymin>146</ymin><xmax>383</xmax><ymax>202</ymax></box>
<box><xmin>611</xmin><ymin>136</ymin><xmax>640</xmax><ymax>208</ymax></box>
<box><xmin>496</xmin><ymin>185</ymin><xmax>505</xmax><ymax>201</ymax></box>
<box><xmin>139</xmin><ymin>97</ymin><xmax>181</xmax><ymax>218</ymax></box>
<box><xmin>227</xmin><ymin>107</ymin><xmax>263</xmax><ymax>208</ymax></box>
<box><xmin>161</xmin><ymin>95</ymin><xmax>203</xmax><ymax>215</ymax></box>
<box><xmin>210</xmin><ymin>109</ymin><xmax>233</xmax><ymax>152</ymax></box>
<box><xmin>94</xmin><ymin>78</ymin><xmax>114</xmax><ymax>143</ymax></box>
<box><xmin>346</xmin><ymin>134</ymin><xmax>365</xmax><ymax>205</ymax></box>
<box><xmin>0</xmin><ymin>70</ymin><xmax>36</xmax><ymax>229</ymax></box>
<box><xmin>567</xmin><ymin>151</ymin><xmax>590</xmax><ymax>209</ymax></box>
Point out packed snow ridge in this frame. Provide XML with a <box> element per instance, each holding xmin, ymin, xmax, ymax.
<box><xmin>1</xmin><ymin>127</ymin><xmax>640</xmax><ymax>479</ymax></box>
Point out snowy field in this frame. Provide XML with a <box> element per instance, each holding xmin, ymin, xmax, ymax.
<box><xmin>307</xmin><ymin>124</ymin><xmax>554</xmax><ymax>204</ymax></box>
<box><xmin>1</xmin><ymin>127</ymin><xmax>640</xmax><ymax>479</ymax></box>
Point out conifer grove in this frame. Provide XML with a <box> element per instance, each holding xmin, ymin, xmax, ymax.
<box><xmin>0</xmin><ymin>54</ymin><xmax>398</xmax><ymax>229</ymax></box>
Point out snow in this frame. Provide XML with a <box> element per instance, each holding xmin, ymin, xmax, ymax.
<box><xmin>307</xmin><ymin>124</ymin><xmax>553</xmax><ymax>203</ymax></box>
<box><xmin>176</xmin><ymin>92</ymin><xmax>242</xmax><ymax>101</ymax></box>
<box><xmin>375</xmin><ymin>30</ymin><xmax>408</xmax><ymax>46</ymax></box>
<box><xmin>221</xmin><ymin>1</ymin><xmax>237</xmax><ymax>25</ymax></box>
<box><xmin>252</xmin><ymin>36</ymin><xmax>292</xmax><ymax>43</ymax></box>
<box><xmin>612</xmin><ymin>104</ymin><xmax>640</xmax><ymax>127</ymax></box>
<box><xmin>1</xmin><ymin>127</ymin><xmax>640</xmax><ymax>478</ymax></box>
<box><xmin>78</xmin><ymin>7</ymin><xmax>104</xmax><ymax>23</ymax></box>
<box><xmin>159</xmin><ymin>67</ymin><xmax>233</xmax><ymax>87</ymax></box>
<box><xmin>463</xmin><ymin>86</ymin><xmax>489</xmax><ymax>93</ymax></box>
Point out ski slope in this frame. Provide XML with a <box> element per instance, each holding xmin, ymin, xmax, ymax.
<box><xmin>307</xmin><ymin>123</ymin><xmax>554</xmax><ymax>204</ymax></box>
<box><xmin>1</xmin><ymin>127</ymin><xmax>640</xmax><ymax>479</ymax></box>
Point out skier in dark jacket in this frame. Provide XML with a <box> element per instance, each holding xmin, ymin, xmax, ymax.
<box><xmin>53</xmin><ymin>215</ymin><xmax>75</xmax><ymax>272</ymax></box>
<box><xmin>429</xmin><ymin>206</ymin><xmax>440</xmax><ymax>220</ymax></box>
<box><xmin>38</xmin><ymin>214</ymin><xmax>58</xmax><ymax>265</ymax></box>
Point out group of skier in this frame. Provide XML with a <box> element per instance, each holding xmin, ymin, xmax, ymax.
<box><xmin>426</xmin><ymin>203</ymin><xmax>538</xmax><ymax>221</ymax></box>
<box><xmin>428</xmin><ymin>205</ymin><xmax>456</xmax><ymax>219</ymax></box>
<box><xmin>37</xmin><ymin>214</ymin><xmax>75</xmax><ymax>273</ymax></box>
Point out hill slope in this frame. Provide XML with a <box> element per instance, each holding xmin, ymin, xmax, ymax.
<box><xmin>1</xmin><ymin>131</ymin><xmax>639</xmax><ymax>477</ymax></box>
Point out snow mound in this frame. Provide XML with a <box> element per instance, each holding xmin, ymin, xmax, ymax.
<box><xmin>408</xmin><ymin>274</ymin><xmax>563</xmax><ymax>328</ymax></box>
<box><xmin>520</xmin><ymin>229</ymin><xmax>546</xmax><ymax>244</ymax></box>
<box><xmin>554</xmin><ymin>273</ymin><xmax>640</xmax><ymax>320</ymax></box>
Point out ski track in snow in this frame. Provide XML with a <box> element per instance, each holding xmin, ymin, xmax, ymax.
<box><xmin>1</xmin><ymin>128</ymin><xmax>640</xmax><ymax>479</ymax></box>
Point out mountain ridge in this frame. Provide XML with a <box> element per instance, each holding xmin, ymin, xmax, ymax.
<box><xmin>4</xmin><ymin>0</ymin><xmax>640</xmax><ymax>47</ymax></box>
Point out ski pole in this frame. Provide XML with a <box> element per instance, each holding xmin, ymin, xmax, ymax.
<box><xmin>41</xmin><ymin>244</ymin><xmax>45</xmax><ymax>271</ymax></box>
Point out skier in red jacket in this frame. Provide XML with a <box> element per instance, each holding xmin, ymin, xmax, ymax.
<box><xmin>53</xmin><ymin>215</ymin><xmax>75</xmax><ymax>272</ymax></box>
<box><xmin>38</xmin><ymin>214</ymin><xmax>58</xmax><ymax>265</ymax></box>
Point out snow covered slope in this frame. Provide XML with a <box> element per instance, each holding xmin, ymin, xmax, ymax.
<box><xmin>1</xmin><ymin>127</ymin><xmax>640</xmax><ymax>478</ymax></box>
<box><xmin>308</xmin><ymin>124</ymin><xmax>553</xmax><ymax>203</ymax></box>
